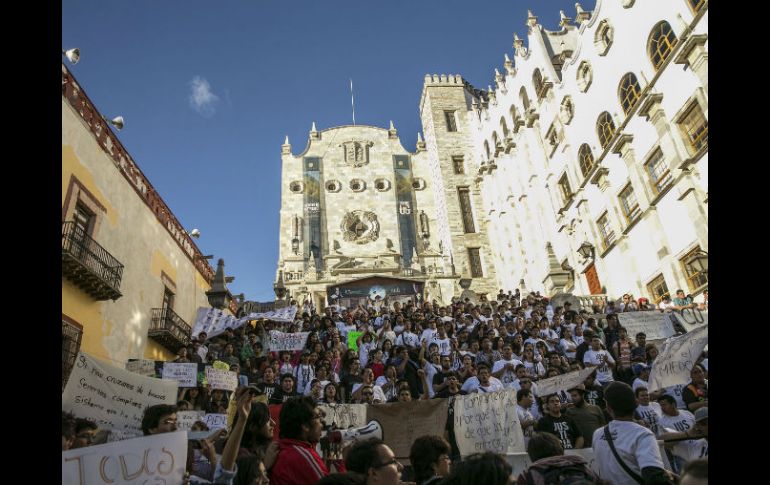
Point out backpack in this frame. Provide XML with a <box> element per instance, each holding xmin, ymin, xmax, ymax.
<box><xmin>521</xmin><ymin>455</ymin><xmax>606</xmax><ymax>485</ymax></box>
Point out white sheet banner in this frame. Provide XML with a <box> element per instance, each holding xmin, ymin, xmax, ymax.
<box><xmin>535</xmin><ymin>367</ymin><xmax>596</xmax><ymax>397</ymax></box>
<box><xmin>269</xmin><ymin>330</ymin><xmax>310</xmax><ymax>352</ymax></box>
<box><xmin>62</xmin><ymin>431</ymin><xmax>187</xmax><ymax>485</ymax></box>
<box><xmin>648</xmin><ymin>325</ymin><xmax>708</xmax><ymax>392</ymax></box>
<box><xmin>205</xmin><ymin>367</ymin><xmax>238</xmax><ymax>391</ymax></box>
<box><xmin>670</xmin><ymin>308</ymin><xmax>708</xmax><ymax>333</ymax></box>
<box><xmin>62</xmin><ymin>352</ymin><xmax>179</xmax><ymax>434</ymax></box>
<box><xmin>242</xmin><ymin>305</ymin><xmax>298</xmax><ymax>323</ymax></box>
<box><xmin>453</xmin><ymin>389</ymin><xmax>526</xmax><ymax>457</ymax></box>
<box><xmin>317</xmin><ymin>403</ymin><xmax>368</xmax><ymax>429</ymax></box>
<box><xmin>161</xmin><ymin>363</ymin><xmax>198</xmax><ymax>387</ymax></box>
<box><xmin>617</xmin><ymin>311</ymin><xmax>676</xmax><ymax>340</ymax></box>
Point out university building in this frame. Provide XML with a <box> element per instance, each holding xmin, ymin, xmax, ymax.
<box><xmin>275</xmin><ymin>0</ymin><xmax>708</xmax><ymax>306</ymax></box>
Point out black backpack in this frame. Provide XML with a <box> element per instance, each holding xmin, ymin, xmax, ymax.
<box><xmin>522</xmin><ymin>456</ymin><xmax>606</xmax><ymax>485</ymax></box>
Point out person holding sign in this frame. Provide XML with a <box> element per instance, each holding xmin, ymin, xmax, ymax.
<box><xmin>583</xmin><ymin>336</ymin><xmax>616</xmax><ymax>387</ymax></box>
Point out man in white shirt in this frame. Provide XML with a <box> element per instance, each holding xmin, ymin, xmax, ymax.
<box><xmin>657</xmin><ymin>394</ymin><xmax>696</xmax><ymax>432</ymax></box>
<box><xmin>351</xmin><ymin>368</ymin><xmax>386</xmax><ymax>403</ymax></box>
<box><xmin>658</xmin><ymin>295</ymin><xmax>676</xmax><ymax>311</ymax></box>
<box><xmin>461</xmin><ymin>363</ymin><xmax>504</xmax><ymax>393</ymax></box>
<box><xmin>430</xmin><ymin>321</ymin><xmax>452</xmax><ymax>356</ymax></box>
<box><xmin>660</xmin><ymin>407</ymin><xmax>708</xmax><ymax>466</ymax></box>
<box><xmin>491</xmin><ymin>343</ymin><xmax>523</xmax><ymax>389</ymax></box>
<box><xmin>395</xmin><ymin>320</ymin><xmax>420</xmax><ymax>349</ymax></box>
<box><xmin>420</xmin><ymin>319</ymin><xmax>438</xmax><ymax>344</ymax></box>
<box><xmin>516</xmin><ymin>388</ymin><xmax>536</xmax><ymax>446</ymax></box>
<box><xmin>634</xmin><ymin>387</ymin><xmax>663</xmax><ymax>436</ymax></box>
<box><xmin>592</xmin><ymin>382</ymin><xmax>671</xmax><ymax>484</ymax></box>
<box><xmin>583</xmin><ymin>336</ymin><xmax>616</xmax><ymax>386</ymax></box>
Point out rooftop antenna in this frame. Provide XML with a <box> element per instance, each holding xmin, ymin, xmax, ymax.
<box><xmin>350</xmin><ymin>78</ymin><xmax>356</xmax><ymax>125</ymax></box>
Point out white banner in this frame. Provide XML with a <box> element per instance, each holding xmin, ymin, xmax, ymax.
<box><xmin>193</xmin><ymin>306</ymin><xmax>299</xmax><ymax>339</ymax></box>
<box><xmin>205</xmin><ymin>367</ymin><xmax>238</xmax><ymax>391</ymax></box>
<box><xmin>62</xmin><ymin>352</ymin><xmax>178</xmax><ymax>434</ymax></box>
<box><xmin>62</xmin><ymin>431</ymin><xmax>187</xmax><ymax>485</ymax></box>
<box><xmin>269</xmin><ymin>330</ymin><xmax>310</xmax><ymax>352</ymax></box>
<box><xmin>670</xmin><ymin>308</ymin><xmax>708</xmax><ymax>333</ymax></box>
<box><xmin>162</xmin><ymin>363</ymin><xmax>198</xmax><ymax>387</ymax></box>
<box><xmin>318</xmin><ymin>403</ymin><xmax>367</xmax><ymax>429</ymax></box>
<box><xmin>243</xmin><ymin>305</ymin><xmax>298</xmax><ymax>323</ymax></box>
<box><xmin>177</xmin><ymin>410</ymin><xmax>205</xmax><ymax>431</ymax></box>
<box><xmin>617</xmin><ymin>312</ymin><xmax>676</xmax><ymax>340</ymax></box>
<box><xmin>535</xmin><ymin>367</ymin><xmax>596</xmax><ymax>397</ymax></box>
<box><xmin>203</xmin><ymin>413</ymin><xmax>229</xmax><ymax>430</ymax></box>
<box><xmin>648</xmin><ymin>325</ymin><xmax>708</xmax><ymax>392</ymax></box>
<box><xmin>125</xmin><ymin>359</ymin><xmax>156</xmax><ymax>377</ymax></box>
<box><xmin>453</xmin><ymin>389</ymin><xmax>526</xmax><ymax>457</ymax></box>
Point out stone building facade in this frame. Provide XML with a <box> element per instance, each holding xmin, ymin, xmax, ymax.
<box><xmin>276</xmin><ymin>0</ymin><xmax>708</xmax><ymax>306</ymax></box>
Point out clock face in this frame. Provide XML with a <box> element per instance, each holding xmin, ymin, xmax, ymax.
<box><xmin>369</xmin><ymin>286</ymin><xmax>386</xmax><ymax>300</ymax></box>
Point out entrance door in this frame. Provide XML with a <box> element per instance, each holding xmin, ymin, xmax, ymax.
<box><xmin>583</xmin><ymin>263</ymin><xmax>602</xmax><ymax>295</ymax></box>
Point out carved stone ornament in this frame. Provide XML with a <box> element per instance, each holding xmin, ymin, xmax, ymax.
<box><xmin>341</xmin><ymin>210</ymin><xmax>380</xmax><ymax>244</ymax></box>
<box><xmin>340</xmin><ymin>140</ymin><xmax>374</xmax><ymax>167</ymax></box>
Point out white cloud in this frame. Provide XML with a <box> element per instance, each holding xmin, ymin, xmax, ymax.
<box><xmin>188</xmin><ymin>76</ymin><xmax>219</xmax><ymax>117</ymax></box>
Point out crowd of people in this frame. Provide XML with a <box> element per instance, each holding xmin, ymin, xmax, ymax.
<box><xmin>62</xmin><ymin>288</ymin><xmax>708</xmax><ymax>484</ymax></box>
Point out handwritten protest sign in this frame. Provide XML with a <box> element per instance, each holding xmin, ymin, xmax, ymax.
<box><xmin>453</xmin><ymin>389</ymin><xmax>526</xmax><ymax>457</ymax></box>
<box><xmin>161</xmin><ymin>363</ymin><xmax>198</xmax><ymax>387</ymax></box>
<box><xmin>617</xmin><ymin>312</ymin><xmax>675</xmax><ymax>340</ymax></box>
<box><xmin>535</xmin><ymin>367</ymin><xmax>596</xmax><ymax>396</ymax></box>
<box><xmin>203</xmin><ymin>413</ymin><xmax>229</xmax><ymax>430</ymax></box>
<box><xmin>367</xmin><ymin>398</ymin><xmax>449</xmax><ymax>463</ymax></box>
<box><xmin>63</xmin><ymin>430</ymin><xmax>187</xmax><ymax>485</ymax></box>
<box><xmin>648</xmin><ymin>325</ymin><xmax>708</xmax><ymax>392</ymax></box>
<box><xmin>318</xmin><ymin>403</ymin><xmax>367</xmax><ymax>429</ymax></box>
<box><xmin>670</xmin><ymin>308</ymin><xmax>708</xmax><ymax>333</ymax></box>
<box><xmin>268</xmin><ymin>330</ymin><xmax>310</xmax><ymax>352</ymax></box>
<box><xmin>62</xmin><ymin>352</ymin><xmax>178</xmax><ymax>434</ymax></box>
<box><xmin>125</xmin><ymin>359</ymin><xmax>157</xmax><ymax>377</ymax></box>
<box><xmin>205</xmin><ymin>367</ymin><xmax>238</xmax><ymax>391</ymax></box>
<box><xmin>348</xmin><ymin>331</ymin><xmax>363</xmax><ymax>351</ymax></box>
<box><xmin>176</xmin><ymin>410</ymin><xmax>205</xmax><ymax>431</ymax></box>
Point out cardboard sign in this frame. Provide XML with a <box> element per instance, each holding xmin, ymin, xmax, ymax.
<box><xmin>318</xmin><ymin>403</ymin><xmax>368</xmax><ymax>429</ymax></box>
<box><xmin>176</xmin><ymin>410</ymin><xmax>205</xmax><ymax>431</ymax></box>
<box><xmin>62</xmin><ymin>352</ymin><xmax>178</xmax><ymax>434</ymax></box>
<box><xmin>205</xmin><ymin>367</ymin><xmax>238</xmax><ymax>391</ymax></box>
<box><xmin>367</xmin><ymin>398</ymin><xmax>449</xmax><ymax>463</ymax></box>
<box><xmin>62</xmin><ymin>431</ymin><xmax>187</xmax><ymax>485</ymax></box>
<box><xmin>617</xmin><ymin>312</ymin><xmax>676</xmax><ymax>340</ymax></box>
<box><xmin>269</xmin><ymin>330</ymin><xmax>310</xmax><ymax>352</ymax></box>
<box><xmin>647</xmin><ymin>325</ymin><xmax>708</xmax><ymax>392</ymax></box>
<box><xmin>453</xmin><ymin>389</ymin><xmax>526</xmax><ymax>457</ymax></box>
<box><xmin>125</xmin><ymin>359</ymin><xmax>157</xmax><ymax>377</ymax></box>
<box><xmin>161</xmin><ymin>363</ymin><xmax>198</xmax><ymax>387</ymax></box>
<box><xmin>202</xmin><ymin>413</ymin><xmax>228</xmax><ymax>431</ymax></box>
<box><xmin>535</xmin><ymin>367</ymin><xmax>596</xmax><ymax>397</ymax></box>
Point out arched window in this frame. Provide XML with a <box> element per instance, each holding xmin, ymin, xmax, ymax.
<box><xmin>619</xmin><ymin>73</ymin><xmax>642</xmax><ymax>115</ymax></box>
<box><xmin>578</xmin><ymin>144</ymin><xmax>595</xmax><ymax>177</ymax></box>
<box><xmin>596</xmin><ymin>112</ymin><xmax>616</xmax><ymax>149</ymax></box>
<box><xmin>577</xmin><ymin>61</ymin><xmax>593</xmax><ymax>92</ymax></box>
<box><xmin>648</xmin><ymin>21</ymin><xmax>678</xmax><ymax>71</ymax></box>
<box><xmin>533</xmin><ymin>69</ymin><xmax>544</xmax><ymax>99</ymax></box>
<box><xmin>520</xmin><ymin>87</ymin><xmax>531</xmax><ymax>110</ymax></box>
<box><xmin>594</xmin><ymin>19</ymin><xmax>614</xmax><ymax>55</ymax></box>
<box><xmin>688</xmin><ymin>0</ymin><xmax>705</xmax><ymax>13</ymax></box>
<box><xmin>492</xmin><ymin>132</ymin><xmax>499</xmax><ymax>152</ymax></box>
<box><xmin>560</xmin><ymin>96</ymin><xmax>574</xmax><ymax>124</ymax></box>
<box><xmin>484</xmin><ymin>140</ymin><xmax>491</xmax><ymax>160</ymax></box>
<box><xmin>500</xmin><ymin>117</ymin><xmax>509</xmax><ymax>137</ymax></box>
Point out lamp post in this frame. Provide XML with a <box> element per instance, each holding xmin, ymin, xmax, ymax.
<box><xmin>577</xmin><ymin>241</ymin><xmax>595</xmax><ymax>260</ymax></box>
<box><xmin>685</xmin><ymin>250</ymin><xmax>708</xmax><ymax>275</ymax></box>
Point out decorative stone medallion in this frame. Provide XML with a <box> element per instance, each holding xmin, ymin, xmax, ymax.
<box><xmin>340</xmin><ymin>140</ymin><xmax>374</xmax><ymax>168</ymax></box>
<box><xmin>341</xmin><ymin>210</ymin><xmax>380</xmax><ymax>244</ymax></box>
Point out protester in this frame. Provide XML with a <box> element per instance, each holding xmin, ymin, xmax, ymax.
<box><xmin>517</xmin><ymin>432</ymin><xmax>605</xmax><ymax>484</ymax></box>
<box><xmin>565</xmin><ymin>384</ymin><xmax>606</xmax><ymax>446</ymax></box>
<box><xmin>535</xmin><ymin>394</ymin><xmax>584</xmax><ymax>450</ymax></box>
<box><xmin>71</xmin><ymin>418</ymin><xmax>98</xmax><ymax>449</ymax></box>
<box><xmin>409</xmin><ymin>435</ymin><xmax>452</xmax><ymax>485</ymax></box>
<box><xmin>345</xmin><ymin>438</ymin><xmax>404</xmax><ymax>485</ymax></box>
<box><xmin>442</xmin><ymin>452</ymin><xmax>511</xmax><ymax>485</ymax></box>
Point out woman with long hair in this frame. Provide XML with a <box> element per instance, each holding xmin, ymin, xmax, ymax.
<box><xmin>322</xmin><ymin>382</ymin><xmax>340</xmax><ymax>404</ymax></box>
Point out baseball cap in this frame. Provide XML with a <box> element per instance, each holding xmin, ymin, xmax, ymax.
<box><xmin>694</xmin><ymin>407</ymin><xmax>708</xmax><ymax>422</ymax></box>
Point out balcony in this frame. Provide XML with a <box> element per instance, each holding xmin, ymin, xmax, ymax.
<box><xmin>149</xmin><ymin>307</ymin><xmax>192</xmax><ymax>353</ymax></box>
<box><xmin>62</xmin><ymin>222</ymin><xmax>123</xmax><ymax>301</ymax></box>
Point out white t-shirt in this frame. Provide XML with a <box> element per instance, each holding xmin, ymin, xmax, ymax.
<box><xmin>516</xmin><ymin>404</ymin><xmax>535</xmax><ymax>445</ymax></box>
<box><xmin>423</xmin><ymin>361</ymin><xmax>439</xmax><ymax>398</ymax></box>
<box><xmin>671</xmin><ymin>438</ymin><xmax>708</xmax><ymax>464</ymax></box>
<box><xmin>432</xmin><ymin>335</ymin><xmax>452</xmax><ymax>356</ymax></box>
<box><xmin>420</xmin><ymin>328</ymin><xmax>437</xmax><ymax>343</ymax></box>
<box><xmin>351</xmin><ymin>383</ymin><xmax>387</xmax><ymax>403</ymax></box>
<box><xmin>492</xmin><ymin>359</ymin><xmax>523</xmax><ymax>388</ymax></box>
<box><xmin>304</xmin><ymin>379</ymin><xmax>330</xmax><ymax>397</ymax></box>
<box><xmin>635</xmin><ymin>402</ymin><xmax>663</xmax><ymax>435</ymax></box>
<box><xmin>592</xmin><ymin>420</ymin><xmax>665</xmax><ymax>485</ymax></box>
<box><xmin>559</xmin><ymin>339</ymin><xmax>577</xmax><ymax>359</ymax></box>
<box><xmin>583</xmin><ymin>349</ymin><xmax>615</xmax><ymax>384</ymax></box>
<box><xmin>294</xmin><ymin>364</ymin><xmax>315</xmax><ymax>394</ymax></box>
<box><xmin>359</xmin><ymin>342</ymin><xmax>375</xmax><ymax>366</ymax></box>
<box><xmin>460</xmin><ymin>376</ymin><xmax>504</xmax><ymax>393</ymax></box>
<box><xmin>396</xmin><ymin>331</ymin><xmax>420</xmax><ymax>348</ymax></box>
<box><xmin>662</xmin><ymin>384</ymin><xmax>688</xmax><ymax>409</ymax></box>
<box><xmin>659</xmin><ymin>410</ymin><xmax>696</xmax><ymax>433</ymax></box>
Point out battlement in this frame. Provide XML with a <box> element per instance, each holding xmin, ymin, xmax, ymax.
<box><xmin>423</xmin><ymin>74</ymin><xmax>465</xmax><ymax>86</ymax></box>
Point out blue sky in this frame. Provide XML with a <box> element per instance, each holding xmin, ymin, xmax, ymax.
<box><xmin>62</xmin><ymin>0</ymin><xmax>595</xmax><ymax>302</ymax></box>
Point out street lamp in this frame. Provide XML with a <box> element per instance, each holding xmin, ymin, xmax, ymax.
<box><xmin>577</xmin><ymin>241</ymin><xmax>595</xmax><ymax>260</ymax></box>
<box><xmin>685</xmin><ymin>250</ymin><xmax>708</xmax><ymax>274</ymax></box>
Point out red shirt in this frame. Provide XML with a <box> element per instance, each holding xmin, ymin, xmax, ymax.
<box><xmin>270</xmin><ymin>438</ymin><xmax>334</xmax><ymax>485</ymax></box>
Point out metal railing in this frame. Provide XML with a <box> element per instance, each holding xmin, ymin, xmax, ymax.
<box><xmin>149</xmin><ymin>307</ymin><xmax>192</xmax><ymax>348</ymax></box>
<box><xmin>62</xmin><ymin>222</ymin><xmax>124</xmax><ymax>294</ymax></box>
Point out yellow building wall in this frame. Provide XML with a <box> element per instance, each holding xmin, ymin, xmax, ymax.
<box><xmin>63</xmin><ymin>97</ymin><xmax>211</xmax><ymax>367</ymax></box>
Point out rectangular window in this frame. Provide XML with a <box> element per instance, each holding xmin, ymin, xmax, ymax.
<box><xmin>619</xmin><ymin>184</ymin><xmax>641</xmax><ymax>224</ymax></box>
<box><xmin>678</xmin><ymin>102</ymin><xmax>708</xmax><ymax>153</ymax></box>
<box><xmin>445</xmin><ymin>111</ymin><xmax>458</xmax><ymax>132</ymax></box>
<box><xmin>162</xmin><ymin>287</ymin><xmax>175</xmax><ymax>312</ymax></box>
<box><xmin>645</xmin><ymin>149</ymin><xmax>673</xmax><ymax>195</ymax></box>
<box><xmin>597</xmin><ymin>212</ymin><xmax>616</xmax><ymax>250</ymax></box>
<box><xmin>680</xmin><ymin>246</ymin><xmax>708</xmax><ymax>292</ymax></box>
<box><xmin>558</xmin><ymin>174</ymin><xmax>573</xmax><ymax>207</ymax></box>
<box><xmin>73</xmin><ymin>203</ymin><xmax>95</xmax><ymax>236</ymax></box>
<box><xmin>458</xmin><ymin>187</ymin><xmax>476</xmax><ymax>233</ymax></box>
<box><xmin>468</xmin><ymin>248</ymin><xmax>483</xmax><ymax>277</ymax></box>
<box><xmin>647</xmin><ymin>274</ymin><xmax>670</xmax><ymax>305</ymax></box>
<box><xmin>452</xmin><ymin>156</ymin><xmax>465</xmax><ymax>174</ymax></box>
<box><xmin>62</xmin><ymin>318</ymin><xmax>83</xmax><ymax>390</ymax></box>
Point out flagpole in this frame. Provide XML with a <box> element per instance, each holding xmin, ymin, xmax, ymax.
<box><xmin>350</xmin><ymin>78</ymin><xmax>356</xmax><ymax>125</ymax></box>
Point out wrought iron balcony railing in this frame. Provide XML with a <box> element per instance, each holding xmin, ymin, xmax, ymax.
<box><xmin>149</xmin><ymin>307</ymin><xmax>192</xmax><ymax>353</ymax></box>
<box><xmin>62</xmin><ymin>221</ymin><xmax>123</xmax><ymax>301</ymax></box>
